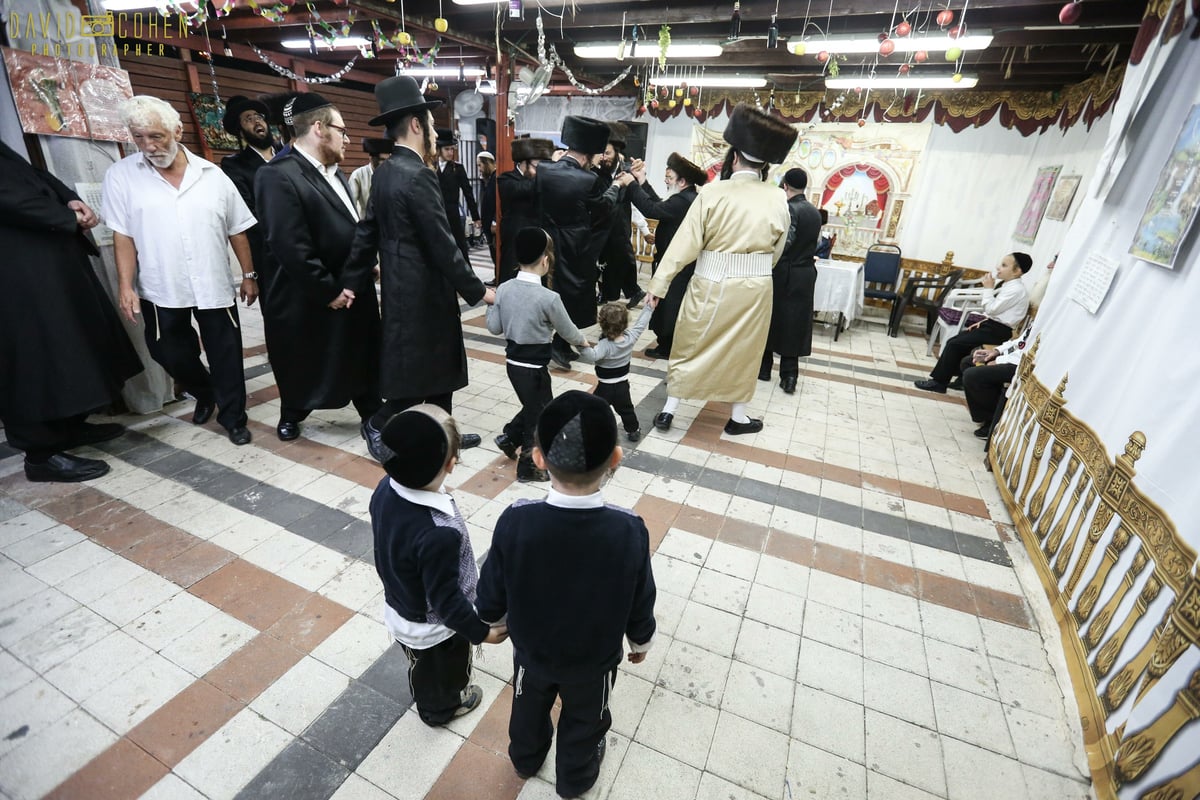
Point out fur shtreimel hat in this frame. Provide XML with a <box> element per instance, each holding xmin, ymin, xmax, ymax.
<box><xmin>363</xmin><ymin>138</ymin><xmax>394</xmax><ymax>155</ymax></box>
<box><xmin>222</xmin><ymin>95</ymin><xmax>269</xmax><ymax>137</ymax></box>
<box><xmin>607</xmin><ymin>120</ymin><xmax>630</xmax><ymax>151</ymax></box>
<box><xmin>667</xmin><ymin>152</ymin><xmax>709</xmax><ymax>186</ymax></box>
<box><xmin>536</xmin><ymin>391</ymin><xmax>617</xmax><ymax>474</ymax></box>
<box><xmin>722</xmin><ymin>103</ymin><xmax>798</xmax><ymax>164</ymax></box>
<box><xmin>560</xmin><ymin>116</ymin><xmax>611</xmax><ymax>156</ymax></box>
<box><xmin>515</xmin><ymin>227</ymin><xmax>551</xmax><ymax>266</ymax></box>
<box><xmin>380</xmin><ymin>407</ymin><xmax>451</xmax><ymax>488</ymax></box>
<box><xmin>512</xmin><ymin>137</ymin><xmax>554</xmax><ymax>162</ymax></box>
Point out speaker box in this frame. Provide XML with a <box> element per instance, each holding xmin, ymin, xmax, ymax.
<box><xmin>621</xmin><ymin>120</ymin><xmax>649</xmax><ymax>160</ymax></box>
<box><xmin>475</xmin><ymin>117</ymin><xmax>497</xmax><ymax>153</ymax></box>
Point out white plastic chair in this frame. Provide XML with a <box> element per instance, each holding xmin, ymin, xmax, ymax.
<box><xmin>927</xmin><ymin>281</ymin><xmax>987</xmax><ymax>355</ymax></box>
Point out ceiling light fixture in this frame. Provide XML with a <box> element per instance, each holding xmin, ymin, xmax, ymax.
<box><xmin>792</xmin><ymin>31</ymin><xmax>992</xmax><ymax>55</ymax></box>
<box><xmin>100</xmin><ymin>0</ymin><xmax>162</xmax><ymax>9</ymax></box>
<box><xmin>653</xmin><ymin>75</ymin><xmax>766</xmax><ymax>88</ymax></box>
<box><xmin>451</xmin><ymin>0</ymin><xmax>507</xmax><ymax>5</ymax></box>
<box><xmin>282</xmin><ymin>36</ymin><xmax>371</xmax><ymax>49</ymax></box>
<box><xmin>398</xmin><ymin>66</ymin><xmax>488</xmax><ymax>76</ymax></box>
<box><xmin>574</xmin><ymin>43</ymin><xmax>724</xmax><ymax>59</ymax></box>
<box><xmin>825</xmin><ymin>74</ymin><xmax>978</xmax><ymax>89</ymax></box>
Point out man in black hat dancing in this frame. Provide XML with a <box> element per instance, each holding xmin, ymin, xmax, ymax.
<box><xmin>220</xmin><ymin>95</ymin><xmax>277</xmax><ymax>301</ymax></box>
<box><xmin>497</xmin><ymin>136</ymin><xmax>554</xmax><ymax>284</ymax></box>
<box><xmin>436</xmin><ymin>129</ymin><xmax>481</xmax><ymax>264</ymax></box>
<box><xmin>253</xmin><ymin>93</ymin><xmax>383</xmax><ymax>449</ymax></box>
<box><xmin>349</xmin><ymin>76</ymin><xmax>495</xmax><ymax>459</ymax></box>
<box><xmin>535</xmin><ymin>115</ymin><xmax>621</xmax><ymax>370</ymax></box>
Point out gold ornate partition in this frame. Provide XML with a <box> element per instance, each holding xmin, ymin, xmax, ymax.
<box><xmin>989</xmin><ymin>337</ymin><xmax>1200</xmax><ymax>800</ymax></box>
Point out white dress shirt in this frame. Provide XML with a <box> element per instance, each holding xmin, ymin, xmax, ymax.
<box><xmin>981</xmin><ymin>277</ymin><xmax>1030</xmax><ymax>328</ymax></box>
<box><xmin>294</xmin><ymin>145</ymin><xmax>358</xmax><ymax>221</ymax></box>
<box><xmin>102</xmin><ymin>147</ymin><xmax>256</xmax><ymax>310</ymax></box>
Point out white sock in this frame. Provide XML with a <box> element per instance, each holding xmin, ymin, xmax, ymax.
<box><xmin>662</xmin><ymin>396</ymin><xmax>680</xmax><ymax>415</ymax></box>
<box><xmin>731</xmin><ymin>402</ymin><xmax>750</xmax><ymax>424</ymax></box>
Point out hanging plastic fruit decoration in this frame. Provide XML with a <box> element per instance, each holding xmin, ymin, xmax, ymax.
<box><xmin>793</xmin><ymin>42</ymin><xmax>807</xmax><ymax>55</ymax></box>
<box><xmin>434</xmin><ymin>0</ymin><xmax>447</xmax><ymax>32</ymax></box>
<box><xmin>817</xmin><ymin>50</ymin><xmax>829</xmax><ymax>62</ymax></box>
<box><xmin>948</xmin><ymin>25</ymin><xmax>964</xmax><ymax>39</ymax></box>
<box><xmin>1059</xmin><ymin>0</ymin><xmax>1082</xmax><ymax>24</ymax></box>
<box><xmin>879</xmin><ymin>38</ymin><xmax>895</xmax><ymax>56</ymax></box>
<box><xmin>683</xmin><ymin>96</ymin><xmax>692</xmax><ymax>107</ymax></box>
<box><xmin>396</xmin><ymin>30</ymin><xmax>412</xmax><ymax>46</ymax></box>
<box><xmin>898</xmin><ymin>63</ymin><xmax>911</xmax><ymax>74</ymax></box>
<box><xmin>951</xmin><ymin>73</ymin><xmax>963</xmax><ymax>83</ymax></box>
<box><xmin>936</xmin><ymin>8</ymin><xmax>954</xmax><ymax>27</ymax></box>
<box><xmin>857</xmin><ymin>118</ymin><xmax>866</xmax><ymax>127</ymax></box>
<box><xmin>945</xmin><ymin>46</ymin><xmax>962</xmax><ymax>61</ymax></box>
<box><xmin>668</xmin><ymin>99</ymin><xmax>677</xmax><ymax>109</ymax></box>
<box><xmin>895</xmin><ymin>20</ymin><xmax>911</xmax><ymax>37</ymax></box>
<box><xmin>658</xmin><ymin>25</ymin><xmax>671</xmax><ymax>71</ymax></box>
<box><xmin>689</xmin><ymin>85</ymin><xmax>699</xmax><ymax>97</ymax></box>
<box><xmin>650</xmin><ymin>99</ymin><xmax>659</xmax><ymax>111</ymax></box>
<box><xmin>675</xmin><ymin>86</ymin><xmax>684</xmax><ymax>97</ymax></box>
<box><xmin>429</xmin><ymin>81</ymin><xmax>439</xmax><ymax>91</ymax></box>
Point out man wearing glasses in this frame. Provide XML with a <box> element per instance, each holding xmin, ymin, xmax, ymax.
<box><xmin>253</xmin><ymin>93</ymin><xmax>383</xmax><ymax>449</ymax></box>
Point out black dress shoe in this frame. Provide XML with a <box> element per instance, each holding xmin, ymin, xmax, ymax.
<box><xmin>644</xmin><ymin>346</ymin><xmax>669</xmax><ymax>359</ymax></box>
<box><xmin>494</xmin><ymin>433</ymin><xmax>518</xmax><ymax>460</ymax></box>
<box><xmin>68</xmin><ymin>422</ymin><xmax>126</xmax><ymax>448</ymax></box>
<box><xmin>276</xmin><ymin>421</ymin><xmax>300</xmax><ymax>441</ymax></box>
<box><xmin>24</xmin><ymin>453</ymin><xmax>110</xmax><ymax>483</ymax></box>
<box><xmin>758</xmin><ymin>368</ymin><xmax>771</xmax><ymax>381</ymax></box>
<box><xmin>780</xmin><ymin>376</ymin><xmax>797</xmax><ymax>394</ymax></box>
<box><xmin>516</xmin><ymin>455</ymin><xmax>548</xmax><ymax>483</ymax></box>
<box><xmin>550</xmin><ymin>348</ymin><xmax>572</xmax><ymax>370</ymax></box>
<box><xmin>653</xmin><ymin>412</ymin><xmax>673</xmax><ymax>431</ymax></box>
<box><xmin>192</xmin><ymin>400</ymin><xmax>216</xmax><ymax>425</ymax></box>
<box><xmin>947</xmin><ymin>377</ymin><xmax>965</xmax><ymax>390</ymax></box>
<box><xmin>228</xmin><ymin>426</ymin><xmax>252</xmax><ymax>445</ymax></box>
<box><xmin>626</xmin><ymin>428</ymin><xmax>640</xmax><ymax>442</ymax></box>
<box><xmin>913</xmin><ymin>379</ymin><xmax>948</xmax><ymax>393</ymax></box>
<box><xmin>361</xmin><ymin>420</ymin><xmax>394</xmax><ymax>463</ymax></box>
<box><xmin>461</xmin><ymin>433</ymin><xmax>482</xmax><ymax>450</ymax></box>
<box><xmin>724</xmin><ymin>418</ymin><xmax>764</xmax><ymax>435</ymax></box>
<box><xmin>626</xmin><ymin>290</ymin><xmax>646</xmax><ymax>309</ymax></box>
<box><xmin>974</xmin><ymin>425</ymin><xmax>991</xmax><ymax>439</ymax></box>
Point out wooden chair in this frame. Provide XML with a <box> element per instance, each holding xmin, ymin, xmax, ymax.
<box><xmin>888</xmin><ymin>268</ymin><xmax>964</xmax><ymax>338</ymax></box>
<box><xmin>632</xmin><ymin>218</ymin><xmax>658</xmax><ymax>277</ymax></box>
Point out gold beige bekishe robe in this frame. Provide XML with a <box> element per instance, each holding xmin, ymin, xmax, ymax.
<box><xmin>647</xmin><ymin>172</ymin><xmax>790</xmax><ymax>403</ymax></box>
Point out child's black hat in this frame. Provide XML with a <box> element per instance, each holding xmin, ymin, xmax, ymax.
<box><xmin>381</xmin><ymin>407</ymin><xmax>451</xmax><ymax>488</ymax></box>
<box><xmin>515</xmin><ymin>227</ymin><xmax>551</xmax><ymax>266</ymax></box>
<box><xmin>537</xmin><ymin>391</ymin><xmax>617</xmax><ymax>474</ymax></box>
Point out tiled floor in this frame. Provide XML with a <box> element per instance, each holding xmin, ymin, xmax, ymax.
<box><xmin>0</xmin><ymin>253</ymin><xmax>1096</xmax><ymax>800</ymax></box>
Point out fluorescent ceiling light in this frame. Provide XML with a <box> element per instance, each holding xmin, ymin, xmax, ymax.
<box><xmin>826</xmin><ymin>74</ymin><xmax>978</xmax><ymax>89</ymax></box>
<box><xmin>101</xmin><ymin>0</ymin><xmax>162</xmax><ymax>9</ymax></box>
<box><xmin>652</xmin><ymin>75</ymin><xmax>766</xmax><ymax>88</ymax></box>
<box><xmin>574</xmin><ymin>43</ymin><xmax>723</xmax><ymax>59</ymax></box>
<box><xmin>282</xmin><ymin>36</ymin><xmax>371</xmax><ymax>49</ymax></box>
<box><xmin>791</xmin><ymin>31</ymin><xmax>992</xmax><ymax>55</ymax></box>
<box><xmin>452</xmin><ymin>0</ymin><xmax>506</xmax><ymax>4</ymax></box>
<box><xmin>399</xmin><ymin>66</ymin><xmax>488</xmax><ymax>77</ymax></box>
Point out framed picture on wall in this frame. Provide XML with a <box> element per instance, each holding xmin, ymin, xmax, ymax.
<box><xmin>1044</xmin><ymin>174</ymin><xmax>1082</xmax><ymax>221</ymax></box>
<box><xmin>187</xmin><ymin>92</ymin><xmax>241</xmax><ymax>155</ymax></box>
<box><xmin>1013</xmin><ymin>165</ymin><xmax>1061</xmax><ymax>244</ymax></box>
<box><xmin>1129</xmin><ymin>104</ymin><xmax>1200</xmax><ymax>269</ymax></box>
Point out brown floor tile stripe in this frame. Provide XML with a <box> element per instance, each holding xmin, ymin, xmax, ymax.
<box><xmin>10</xmin><ymin>482</ymin><xmax>356</xmax><ymax>799</ymax></box>
<box><xmin>243</xmin><ymin>343</ymin><xmax>269</xmax><ymax>359</ymax></box>
<box><xmin>681</xmin><ymin>405</ymin><xmax>991</xmax><ymax>519</ymax></box>
<box><xmin>635</xmin><ymin>495</ymin><xmax>1031</xmax><ymax>630</ymax></box>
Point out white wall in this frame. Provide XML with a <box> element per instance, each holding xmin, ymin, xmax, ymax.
<box><xmin>640</xmin><ymin>108</ymin><xmax>1113</xmax><ymax>281</ymax></box>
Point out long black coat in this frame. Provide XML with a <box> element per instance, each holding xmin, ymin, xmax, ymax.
<box><xmin>767</xmin><ymin>195</ymin><xmax>824</xmax><ymax>358</ymax></box>
<box><xmin>497</xmin><ymin>167</ymin><xmax>538</xmax><ymax>282</ymax></box>
<box><xmin>627</xmin><ymin>182</ymin><xmax>698</xmax><ymax>349</ymax></box>
<box><xmin>437</xmin><ymin>160</ymin><xmax>480</xmax><ymax>225</ymax></box>
<box><xmin>221</xmin><ymin>146</ymin><xmax>274</xmax><ymax>298</ymax></box>
<box><xmin>347</xmin><ymin>147</ymin><xmax>486</xmax><ymax>399</ymax></box>
<box><xmin>253</xmin><ymin>151</ymin><xmax>380</xmax><ymax>410</ymax></box>
<box><xmin>535</xmin><ymin>157</ymin><xmax>618</xmax><ymax>327</ymax></box>
<box><xmin>0</xmin><ymin>143</ymin><xmax>142</xmax><ymax>423</ymax></box>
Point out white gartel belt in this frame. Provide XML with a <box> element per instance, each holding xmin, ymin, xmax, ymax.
<box><xmin>694</xmin><ymin>250</ymin><xmax>773</xmax><ymax>280</ymax></box>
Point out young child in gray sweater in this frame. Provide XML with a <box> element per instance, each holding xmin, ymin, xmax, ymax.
<box><xmin>577</xmin><ymin>301</ymin><xmax>653</xmax><ymax>441</ymax></box>
<box><xmin>486</xmin><ymin>227</ymin><xmax>590</xmax><ymax>482</ymax></box>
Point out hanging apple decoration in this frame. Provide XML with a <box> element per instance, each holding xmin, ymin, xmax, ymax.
<box><xmin>689</xmin><ymin>86</ymin><xmax>699</xmax><ymax>97</ymax></box>
<box><xmin>879</xmin><ymin>38</ymin><xmax>896</xmax><ymax>56</ymax></box>
<box><xmin>948</xmin><ymin>25</ymin><xmax>964</xmax><ymax>39</ymax></box>
<box><xmin>650</xmin><ymin>99</ymin><xmax>660</xmax><ymax>110</ymax></box>
<box><xmin>952</xmin><ymin>72</ymin><xmax>963</xmax><ymax>83</ymax></box>
<box><xmin>914</xmin><ymin>50</ymin><xmax>928</xmax><ymax>62</ymax></box>
<box><xmin>1059</xmin><ymin>0</ymin><xmax>1082</xmax><ymax>24</ymax></box>
<box><xmin>895</xmin><ymin>20</ymin><xmax>912</xmax><ymax>37</ymax></box>
<box><xmin>683</xmin><ymin>97</ymin><xmax>692</xmax><ymax>107</ymax></box>
<box><xmin>434</xmin><ymin>18</ymin><xmax>449</xmax><ymax>33</ymax></box>
<box><xmin>817</xmin><ymin>50</ymin><xmax>829</xmax><ymax>62</ymax></box>
<box><xmin>668</xmin><ymin>99</ymin><xmax>677</xmax><ymax>109</ymax></box>
<box><xmin>936</xmin><ymin>8</ymin><xmax>954</xmax><ymax>27</ymax></box>
<box><xmin>793</xmin><ymin>42</ymin><xmax>807</xmax><ymax>55</ymax></box>
<box><xmin>945</xmin><ymin>46</ymin><xmax>962</xmax><ymax>61</ymax></box>
<box><xmin>695</xmin><ymin>108</ymin><xmax>707</xmax><ymax>123</ymax></box>
<box><xmin>428</xmin><ymin>81</ymin><xmax>439</xmax><ymax>91</ymax></box>
<box><xmin>857</xmin><ymin>118</ymin><xmax>866</xmax><ymax>127</ymax></box>
<box><xmin>674</xmin><ymin>87</ymin><xmax>684</xmax><ymax>97</ymax></box>
<box><xmin>396</xmin><ymin>30</ymin><xmax>412</xmax><ymax>45</ymax></box>
<box><xmin>898</xmin><ymin>63</ymin><xmax>911</xmax><ymax>74</ymax></box>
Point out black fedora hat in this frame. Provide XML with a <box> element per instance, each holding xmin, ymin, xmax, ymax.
<box><xmin>222</xmin><ymin>95</ymin><xmax>269</xmax><ymax>137</ymax></box>
<box><xmin>368</xmin><ymin>75</ymin><xmax>443</xmax><ymax>127</ymax></box>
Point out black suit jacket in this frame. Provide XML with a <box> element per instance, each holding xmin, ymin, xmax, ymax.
<box><xmin>220</xmin><ymin>146</ymin><xmax>274</xmax><ymax>293</ymax></box>
<box><xmin>626</xmin><ymin>182</ymin><xmax>697</xmax><ymax>269</ymax></box>
<box><xmin>253</xmin><ymin>151</ymin><xmax>380</xmax><ymax>409</ymax></box>
<box><xmin>437</xmin><ymin>160</ymin><xmax>479</xmax><ymax>224</ymax></box>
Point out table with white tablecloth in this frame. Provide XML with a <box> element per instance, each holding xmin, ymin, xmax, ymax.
<box><xmin>813</xmin><ymin>258</ymin><xmax>865</xmax><ymax>340</ymax></box>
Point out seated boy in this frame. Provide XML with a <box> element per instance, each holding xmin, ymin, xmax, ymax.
<box><xmin>476</xmin><ymin>391</ymin><xmax>657</xmax><ymax>798</ymax></box>
<box><xmin>370</xmin><ymin>405</ymin><xmax>507</xmax><ymax>726</ymax></box>
<box><xmin>487</xmin><ymin>227</ymin><xmax>590</xmax><ymax>482</ymax></box>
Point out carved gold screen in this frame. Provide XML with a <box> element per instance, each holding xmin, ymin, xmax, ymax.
<box><xmin>989</xmin><ymin>338</ymin><xmax>1199</xmax><ymax>800</ymax></box>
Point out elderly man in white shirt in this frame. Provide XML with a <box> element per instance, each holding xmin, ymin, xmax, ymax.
<box><xmin>104</xmin><ymin>95</ymin><xmax>259</xmax><ymax>445</ymax></box>
<box><xmin>915</xmin><ymin>251</ymin><xmax>1032</xmax><ymax>394</ymax></box>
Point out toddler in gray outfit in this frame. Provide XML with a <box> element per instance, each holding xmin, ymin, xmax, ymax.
<box><xmin>577</xmin><ymin>302</ymin><xmax>653</xmax><ymax>440</ymax></box>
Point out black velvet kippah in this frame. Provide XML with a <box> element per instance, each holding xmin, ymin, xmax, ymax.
<box><xmin>381</xmin><ymin>409</ymin><xmax>450</xmax><ymax>488</ymax></box>
<box><xmin>783</xmin><ymin>168</ymin><xmax>809</xmax><ymax>190</ymax></box>
<box><xmin>515</xmin><ymin>227</ymin><xmax>550</xmax><ymax>266</ymax></box>
<box><xmin>537</xmin><ymin>391</ymin><xmax>617</xmax><ymax>474</ymax></box>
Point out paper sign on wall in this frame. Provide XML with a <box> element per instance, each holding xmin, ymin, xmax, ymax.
<box><xmin>1069</xmin><ymin>251</ymin><xmax>1119</xmax><ymax>314</ymax></box>
<box><xmin>74</xmin><ymin>182</ymin><xmax>112</xmax><ymax>246</ymax></box>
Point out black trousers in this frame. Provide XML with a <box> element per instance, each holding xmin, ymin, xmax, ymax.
<box><xmin>371</xmin><ymin>393</ymin><xmax>454</xmax><ymax>429</ymax></box>
<box><xmin>930</xmin><ymin>319</ymin><xmax>1013</xmax><ymax>384</ymax></box>
<box><xmin>760</xmin><ymin>350</ymin><xmax>799</xmax><ymax>379</ymax></box>
<box><xmin>504</xmin><ymin>364</ymin><xmax>552</xmax><ymax>452</ymax></box>
<box><xmin>399</xmin><ymin>633</ymin><xmax>472</xmax><ymax>726</ymax></box>
<box><xmin>963</xmin><ymin>362</ymin><xmax>1017</xmax><ymax>426</ymax></box>
<box><xmin>509</xmin><ymin>658</ymin><xmax>617</xmax><ymax>798</ymax></box>
<box><xmin>447</xmin><ymin>211</ymin><xmax>472</xmax><ymax>265</ymax></box>
<box><xmin>593</xmin><ymin>379</ymin><xmax>639</xmax><ymax>434</ymax></box>
<box><xmin>141</xmin><ymin>300</ymin><xmax>247</xmax><ymax>431</ymax></box>
<box><xmin>600</xmin><ymin>254</ymin><xmax>640</xmax><ymax>302</ymax></box>
<box><xmin>4</xmin><ymin>414</ymin><xmax>89</xmax><ymax>461</ymax></box>
<box><xmin>280</xmin><ymin>394</ymin><xmax>381</xmax><ymax>426</ymax></box>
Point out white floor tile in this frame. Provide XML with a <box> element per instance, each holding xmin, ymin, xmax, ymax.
<box><xmin>310</xmin><ymin>612</ymin><xmax>392</xmax><ymax>679</ymax></box>
<box><xmin>0</xmin><ymin>677</ymin><xmax>77</xmax><ymax>760</ymax></box>
<box><xmin>8</xmin><ymin>605</ymin><xmax>115</xmax><ymax>672</ymax></box>
<box><xmin>656</xmin><ymin>640</ymin><xmax>731</xmax><ymax>708</ymax></box>
<box><xmin>942</xmin><ymin>736</ymin><xmax>1025</xmax><ymax>800</ymax></box>
<box><xmin>744</xmin><ymin>583</ymin><xmax>805</xmax><ymax>635</ymax></box>
<box><xmin>734</xmin><ymin>618</ymin><xmax>800</xmax><ymax>679</ymax></box>
<box><xmin>674</xmin><ymin>600</ymin><xmax>742</xmax><ymax>657</ymax></box>
<box><xmin>82</xmin><ymin>652</ymin><xmax>194</xmax><ymax>734</ymax></box>
<box><xmin>633</xmin><ymin>686</ymin><xmax>719</xmax><ymax>768</ymax></box>
<box><xmin>705</xmin><ymin>711</ymin><xmax>791</xmax><ymax>798</ymax></box>
<box><xmin>802</xmin><ymin>601</ymin><xmax>863</xmax><ymax>654</ymax></box>
<box><xmin>722</xmin><ymin>660</ymin><xmax>795</xmax><ymax>734</ymax></box>
<box><xmin>862</xmin><ymin>659</ymin><xmax>936</xmax><ymax>730</ymax></box>
<box><xmin>863</xmin><ymin>617</ymin><xmax>928</xmax><ymax>676</ymax></box>
<box><xmin>173</xmin><ymin>707</ymin><xmax>294</xmax><ymax>800</ymax></box>
<box><xmin>691</xmin><ymin>568</ymin><xmax>751</xmax><ymax>615</ymax></box>
<box><xmin>43</xmin><ymin>629</ymin><xmax>156</xmax><ymax>703</ymax></box>
<box><xmin>356</xmin><ymin>713</ymin><xmax>464</xmax><ymax>800</ymax></box>
<box><xmin>926</xmin><ymin>637</ymin><xmax>999</xmax><ymax>700</ymax></box>
<box><xmin>607</xmin><ymin>741</ymin><xmax>700</xmax><ymax>800</ymax></box>
<box><xmin>786</xmin><ymin>739</ymin><xmax>867</xmax><ymax>800</ymax></box>
<box><xmin>864</xmin><ymin>709</ymin><xmax>947</xmax><ymax>797</ymax></box>
<box><xmin>0</xmin><ymin>708</ymin><xmax>118</xmax><ymax>800</ymax></box>
<box><xmin>139</xmin><ymin>773</ymin><xmax>210</xmax><ymax>800</ymax></box>
<box><xmin>792</xmin><ymin>685</ymin><xmax>866</xmax><ymax>763</ymax></box>
<box><xmin>250</xmin><ymin>655</ymin><xmax>350</xmax><ymax>735</ymax></box>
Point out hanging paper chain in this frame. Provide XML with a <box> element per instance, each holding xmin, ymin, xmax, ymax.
<box><xmin>251</xmin><ymin>43</ymin><xmax>358</xmax><ymax>83</ymax></box>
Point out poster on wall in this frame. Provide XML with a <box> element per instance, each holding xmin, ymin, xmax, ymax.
<box><xmin>1044</xmin><ymin>174</ymin><xmax>1081</xmax><ymax>221</ymax></box>
<box><xmin>1</xmin><ymin>48</ymin><xmax>133</xmax><ymax>142</ymax></box>
<box><xmin>1013</xmin><ymin>165</ymin><xmax>1061</xmax><ymax>244</ymax></box>
<box><xmin>1129</xmin><ymin>104</ymin><xmax>1200</xmax><ymax>269</ymax></box>
<box><xmin>187</xmin><ymin>92</ymin><xmax>242</xmax><ymax>153</ymax></box>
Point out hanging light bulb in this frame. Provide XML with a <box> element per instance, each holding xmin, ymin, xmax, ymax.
<box><xmin>729</xmin><ymin>1</ymin><xmax>741</xmax><ymax>41</ymax></box>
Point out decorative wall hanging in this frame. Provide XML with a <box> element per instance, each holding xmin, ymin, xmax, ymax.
<box><xmin>1129</xmin><ymin>103</ymin><xmax>1200</xmax><ymax>269</ymax></box>
<box><xmin>1045</xmin><ymin>174</ymin><xmax>1082</xmax><ymax>221</ymax></box>
<box><xmin>1</xmin><ymin>47</ymin><xmax>132</xmax><ymax>142</ymax></box>
<box><xmin>188</xmin><ymin>91</ymin><xmax>241</xmax><ymax>151</ymax></box>
<box><xmin>1013</xmin><ymin>165</ymin><xmax>1062</xmax><ymax>244</ymax></box>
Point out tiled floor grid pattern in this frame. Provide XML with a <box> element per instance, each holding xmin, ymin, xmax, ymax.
<box><xmin>0</xmin><ymin>255</ymin><xmax>1095</xmax><ymax>800</ymax></box>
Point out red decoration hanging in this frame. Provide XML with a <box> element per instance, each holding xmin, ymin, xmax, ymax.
<box><xmin>895</xmin><ymin>20</ymin><xmax>911</xmax><ymax>36</ymax></box>
<box><xmin>879</xmin><ymin>38</ymin><xmax>895</xmax><ymax>55</ymax></box>
<box><xmin>1059</xmin><ymin>1</ymin><xmax>1082</xmax><ymax>24</ymax></box>
<box><xmin>936</xmin><ymin>8</ymin><xmax>954</xmax><ymax>27</ymax></box>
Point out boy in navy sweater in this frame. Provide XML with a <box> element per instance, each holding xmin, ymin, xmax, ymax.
<box><xmin>476</xmin><ymin>391</ymin><xmax>657</xmax><ymax>798</ymax></box>
<box><xmin>487</xmin><ymin>227</ymin><xmax>590</xmax><ymax>482</ymax></box>
<box><xmin>370</xmin><ymin>405</ymin><xmax>507</xmax><ymax>726</ymax></box>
